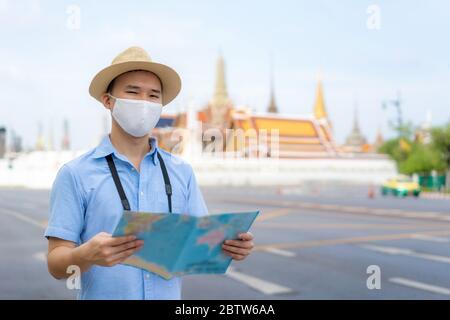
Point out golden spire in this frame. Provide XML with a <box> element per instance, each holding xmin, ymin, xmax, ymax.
<box><xmin>213</xmin><ymin>51</ymin><xmax>228</xmax><ymax>103</ymax></box>
<box><xmin>313</xmin><ymin>79</ymin><xmax>328</xmax><ymax>120</ymax></box>
<box><xmin>209</xmin><ymin>51</ymin><xmax>232</xmax><ymax>127</ymax></box>
<box><xmin>267</xmin><ymin>55</ymin><xmax>278</xmax><ymax>113</ymax></box>
<box><xmin>268</xmin><ymin>90</ymin><xmax>277</xmax><ymax>113</ymax></box>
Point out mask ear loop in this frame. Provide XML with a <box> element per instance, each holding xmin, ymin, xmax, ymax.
<box><xmin>107</xmin><ymin>93</ymin><xmax>117</xmax><ymax>109</ymax></box>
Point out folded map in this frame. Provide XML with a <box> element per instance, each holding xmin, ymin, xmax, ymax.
<box><xmin>113</xmin><ymin>210</ymin><xmax>259</xmax><ymax>279</ymax></box>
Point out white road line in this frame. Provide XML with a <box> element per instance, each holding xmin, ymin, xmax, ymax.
<box><xmin>338</xmin><ymin>206</ymin><xmax>367</xmax><ymax>213</ymax></box>
<box><xmin>400</xmin><ymin>212</ymin><xmax>440</xmax><ymax>219</ymax></box>
<box><xmin>226</xmin><ymin>267</ymin><xmax>293</xmax><ymax>295</ymax></box>
<box><xmin>411</xmin><ymin>234</ymin><xmax>450</xmax><ymax>243</ymax></box>
<box><xmin>317</xmin><ymin>204</ymin><xmax>340</xmax><ymax>210</ymax></box>
<box><xmin>367</xmin><ymin>209</ymin><xmax>389</xmax><ymax>215</ymax></box>
<box><xmin>0</xmin><ymin>207</ymin><xmax>45</xmax><ymax>229</ymax></box>
<box><xmin>360</xmin><ymin>244</ymin><xmax>450</xmax><ymax>264</ymax></box>
<box><xmin>389</xmin><ymin>277</ymin><xmax>450</xmax><ymax>296</ymax></box>
<box><xmin>263</xmin><ymin>248</ymin><xmax>296</xmax><ymax>257</ymax></box>
<box><xmin>33</xmin><ymin>251</ymin><xmax>47</xmax><ymax>262</ymax></box>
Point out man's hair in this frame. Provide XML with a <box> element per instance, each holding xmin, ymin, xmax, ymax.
<box><xmin>106</xmin><ymin>70</ymin><xmax>161</xmax><ymax>95</ymax></box>
<box><xmin>106</xmin><ymin>79</ymin><xmax>115</xmax><ymax>94</ymax></box>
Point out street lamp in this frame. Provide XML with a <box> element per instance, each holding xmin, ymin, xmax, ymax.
<box><xmin>382</xmin><ymin>91</ymin><xmax>403</xmax><ymax>137</ymax></box>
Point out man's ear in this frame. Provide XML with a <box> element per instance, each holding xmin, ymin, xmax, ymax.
<box><xmin>101</xmin><ymin>93</ymin><xmax>114</xmax><ymax>110</ymax></box>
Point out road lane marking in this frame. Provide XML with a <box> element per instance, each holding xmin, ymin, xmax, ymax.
<box><xmin>360</xmin><ymin>244</ymin><xmax>450</xmax><ymax>264</ymax></box>
<box><xmin>338</xmin><ymin>206</ymin><xmax>369</xmax><ymax>213</ymax></box>
<box><xmin>400</xmin><ymin>212</ymin><xmax>441</xmax><ymax>219</ymax></box>
<box><xmin>314</xmin><ymin>204</ymin><xmax>340</xmax><ymax>210</ymax></box>
<box><xmin>254</xmin><ymin>229</ymin><xmax>450</xmax><ymax>251</ymax></box>
<box><xmin>262</xmin><ymin>248</ymin><xmax>296</xmax><ymax>257</ymax></box>
<box><xmin>219</xmin><ymin>197</ymin><xmax>450</xmax><ymax>223</ymax></box>
<box><xmin>257</xmin><ymin>208</ymin><xmax>293</xmax><ymax>222</ymax></box>
<box><xmin>389</xmin><ymin>278</ymin><xmax>450</xmax><ymax>296</ymax></box>
<box><xmin>368</xmin><ymin>209</ymin><xmax>390</xmax><ymax>215</ymax></box>
<box><xmin>33</xmin><ymin>251</ymin><xmax>47</xmax><ymax>262</ymax></box>
<box><xmin>256</xmin><ymin>222</ymin><xmax>445</xmax><ymax>231</ymax></box>
<box><xmin>0</xmin><ymin>207</ymin><xmax>45</xmax><ymax>229</ymax></box>
<box><xmin>226</xmin><ymin>267</ymin><xmax>293</xmax><ymax>295</ymax></box>
<box><xmin>411</xmin><ymin>234</ymin><xmax>450</xmax><ymax>243</ymax></box>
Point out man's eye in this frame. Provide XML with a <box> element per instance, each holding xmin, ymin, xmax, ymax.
<box><xmin>150</xmin><ymin>95</ymin><xmax>159</xmax><ymax>98</ymax></box>
<box><xmin>126</xmin><ymin>91</ymin><xmax>138</xmax><ymax>94</ymax></box>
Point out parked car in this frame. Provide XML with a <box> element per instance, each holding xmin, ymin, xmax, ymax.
<box><xmin>381</xmin><ymin>175</ymin><xmax>421</xmax><ymax>197</ymax></box>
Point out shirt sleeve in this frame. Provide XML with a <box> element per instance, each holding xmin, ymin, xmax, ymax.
<box><xmin>186</xmin><ymin>167</ymin><xmax>209</xmax><ymax>217</ymax></box>
<box><xmin>44</xmin><ymin>164</ymin><xmax>85</xmax><ymax>244</ymax></box>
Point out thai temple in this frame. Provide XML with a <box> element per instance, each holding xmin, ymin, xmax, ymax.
<box><xmin>153</xmin><ymin>53</ymin><xmax>376</xmax><ymax>160</ymax></box>
<box><xmin>0</xmin><ymin>53</ymin><xmax>398</xmax><ymax>188</ymax></box>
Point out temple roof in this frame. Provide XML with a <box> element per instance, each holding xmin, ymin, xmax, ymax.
<box><xmin>229</xmin><ymin>111</ymin><xmax>338</xmax><ymax>157</ymax></box>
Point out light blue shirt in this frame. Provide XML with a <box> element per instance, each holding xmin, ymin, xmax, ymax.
<box><xmin>44</xmin><ymin>135</ymin><xmax>209</xmax><ymax>300</ymax></box>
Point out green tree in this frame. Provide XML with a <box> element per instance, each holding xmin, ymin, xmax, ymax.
<box><xmin>399</xmin><ymin>143</ymin><xmax>445</xmax><ymax>175</ymax></box>
<box><xmin>431</xmin><ymin>123</ymin><xmax>450</xmax><ymax>169</ymax></box>
<box><xmin>378</xmin><ymin>122</ymin><xmax>449</xmax><ymax>183</ymax></box>
<box><xmin>377</xmin><ymin>137</ymin><xmax>410</xmax><ymax>163</ymax></box>
<box><xmin>431</xmin><ymin>122</ymin><xmax>450</xmax><ymax>188</ymax></box>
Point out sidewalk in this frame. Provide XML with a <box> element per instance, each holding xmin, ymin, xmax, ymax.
<box><xmin>421</xmin><ymin>192</ymin><xmax>450</xmax><ymax>200</ymax></box>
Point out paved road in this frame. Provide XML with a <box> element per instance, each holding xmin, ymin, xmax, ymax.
<box><xmin>0</xmin><ymin>183</ymin><xmax>449</xmax><ymax>299</ymax></box>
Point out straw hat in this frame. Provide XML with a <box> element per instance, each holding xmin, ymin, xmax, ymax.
<box><xmin>89</xmin><ymin>46</ymin><xmax>181</xmax><ymax>106</ymax></box>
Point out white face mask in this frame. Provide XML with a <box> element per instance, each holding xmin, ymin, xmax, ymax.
<box><xmin>109</xmin><ymin>94</ymin><xmax>162</xmax><ymax>137</ymax></box>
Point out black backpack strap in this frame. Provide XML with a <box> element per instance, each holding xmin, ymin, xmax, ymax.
<box><xmin>157</xmin><ymin>152</ymin><xmax>172</xmax><ymax>213</ymax></box>
<box><xmin>105</xmin><ymin>154</ymin><xmax>131</xmax><ymax>211</ymax></box>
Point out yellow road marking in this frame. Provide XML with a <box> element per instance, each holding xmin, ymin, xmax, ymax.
<box><xmin>40</xmin><ymin>219</ymin><xmax>48</xmax><ymax>228</ymax></box>
<box><xmin>255</xmin><ymin>222</ymin><xmax>447</xmax><ymax>231</ymax></box>
<box><xmin>257</xmin><ymin>208</ymin><xmax>293</xmax><ymax>222</ymax></box>
<box><xmin>216</xmin><ymin>197</ymin><xmax>450</xmax><ymax>223</ymax></box>
<box><xmin>254</xmin><ymin>229</ymin><xmax>450</xmax><ymax>251</ymax></box>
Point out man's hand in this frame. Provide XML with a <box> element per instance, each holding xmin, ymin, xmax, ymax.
<box><xmin>75</xmin><ymin>232</ymin><xmax>144</xmax><ymax>269</ymax></box>
<box><xmin>222</xmin><ymin>232</ymin><xmax>254</xmax><ymax>261</ymax></box>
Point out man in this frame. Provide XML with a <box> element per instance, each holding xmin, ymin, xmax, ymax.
<box><xmin>45</xmin><ymin>46</ymin><xmax>254</xmax><ymax>300</ymax></box>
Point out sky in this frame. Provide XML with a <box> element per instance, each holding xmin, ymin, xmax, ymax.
<box><xmin>0</xmin><ymin>0</ymin><xmax>449</xmax><ymax>150</ymax></box>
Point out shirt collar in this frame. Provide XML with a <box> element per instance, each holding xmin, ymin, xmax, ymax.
<box><xmin>92</xmin><ymin>135</ymin><xmax>159</xmax><ymax>166</ymax></box>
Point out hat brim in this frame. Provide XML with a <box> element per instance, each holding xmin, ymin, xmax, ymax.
<box><xmin>89</xmin><ymin>61</ymin><xmax>181</xmax><ymax>106</ymax></box>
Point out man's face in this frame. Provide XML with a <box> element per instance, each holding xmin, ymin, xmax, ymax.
<box><xmin>102</xmin><ymin>70</ymin><xmax>163</xmax><ymax>110</ymax></box>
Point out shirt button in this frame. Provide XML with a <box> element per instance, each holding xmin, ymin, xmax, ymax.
<box><xmin>140</xmin><ymin>191</ymin><xmax>144</xmax><ymax>196</ymax></box>
<box><xmin>145</xmin><ymin>274</ymin><xmax>150</xmax><ymax>279</ymax></box>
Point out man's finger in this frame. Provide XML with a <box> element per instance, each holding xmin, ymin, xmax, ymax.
<box><xmin>108</xmin><ymin>235</ymin><xmax>137</xmax><ymax>246</ymax></box>
<box><xmin>110</xmin><ymin>240</ymin><xmax>144</xmax><ymax>254</ymax></box>
<box><xmin>223</xmin><ymin>250</ymin><xmax>245</xmax><ymax>260</ymax></box>
<box><xmin>110</xmin><ymin>244</ymin><xmax>142</xmax><ymax>262</ymax></box>
<box><xmin>238</xmin><ymin>232</ymin><xmax>253</xmax><ymax>241</ymax></box>
<box><xmin>222</xmin><ymin>245</ymin><xmax>250</xmax><ymax>256</ymax></box>
<box><xmin>224</xmin><ymin>239</ymin><xmax>253</xmax><ymax>249</ymax></box>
